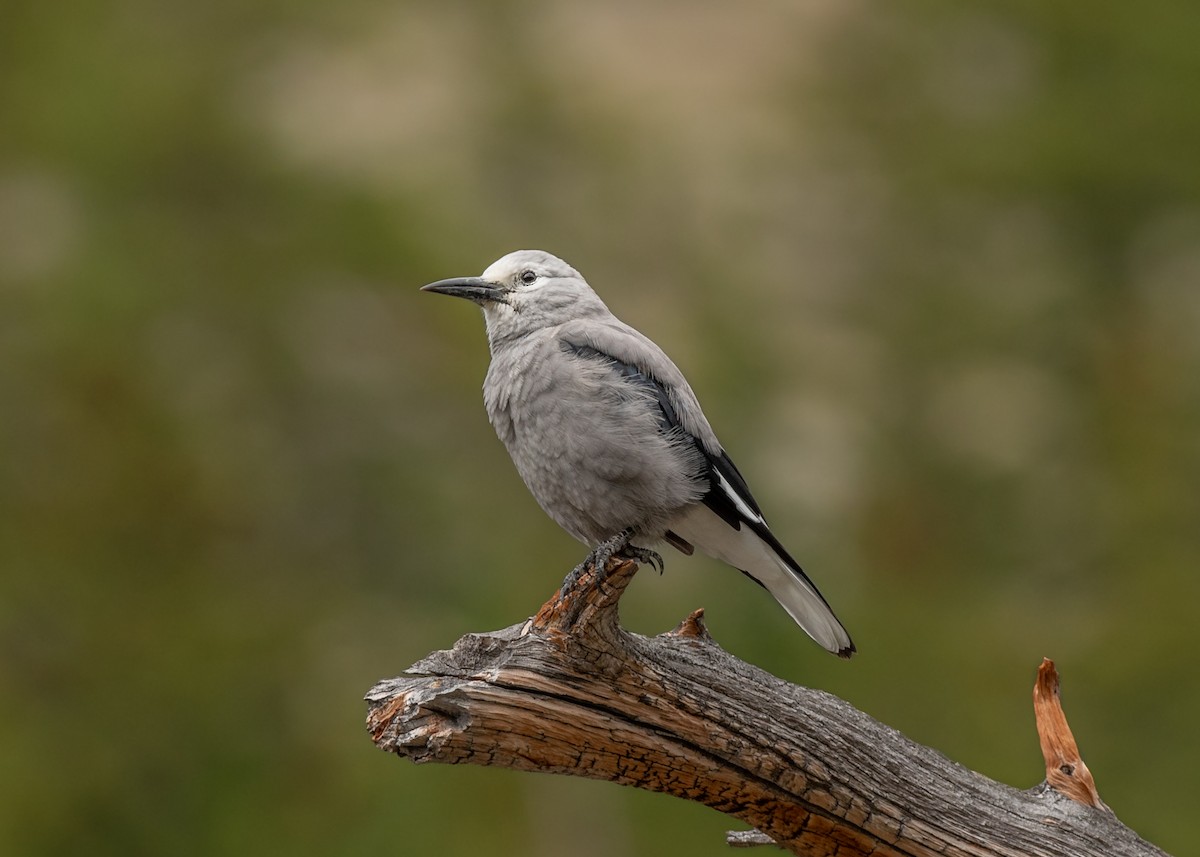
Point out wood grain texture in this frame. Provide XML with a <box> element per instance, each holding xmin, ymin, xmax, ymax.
<box><xmin>366</xmin><ymin>560</ymin><xmax>1169</xmax><ymax>856</ymax></box>
<box><xmin>1034</xmin><ymin>658</ymin><xmax>1108</xmax><ymax>812</ymax></box>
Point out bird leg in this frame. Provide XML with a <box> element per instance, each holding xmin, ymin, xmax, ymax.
<box><xmin>562</xmin><ymin>529</ymin><xmax>631</xmax><ymax>594</ymax></box>
<box><xmin>561</xmin><ymin>528</ymin><xmax>664</xmax><ymax>595</ymax></box>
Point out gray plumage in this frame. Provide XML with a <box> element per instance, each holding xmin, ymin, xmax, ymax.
<box><xmin>422</xmin><ymin>250</ymin><xmax>854</xmax><ymax>657</ymax></box>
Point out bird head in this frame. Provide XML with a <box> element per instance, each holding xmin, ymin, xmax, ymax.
<box><xmin>421</xmin><ymin>250</ymin><xmax>608</xmax><ymax>343</ymax></box>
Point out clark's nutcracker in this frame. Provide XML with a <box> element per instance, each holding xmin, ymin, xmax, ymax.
<box><xmin>422</xmin><ymin>250</ymin><xmax>855</xmax><ymax>657</ymax></box>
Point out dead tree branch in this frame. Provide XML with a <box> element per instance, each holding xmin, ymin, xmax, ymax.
<box><xmin>366</xmin><ymin>560</ymin><xmax>1169</xmax><ymax>856</ymax></box>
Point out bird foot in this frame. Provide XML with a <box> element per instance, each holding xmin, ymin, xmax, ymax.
<box><xmin>560</xmin><ymin>559</ymin><xmax>592</xmax><ymax>595</ymax></box>
<box><xmin>617</xmin><ymin>543</ymin><xmax>664</xmax><ymax>575</ymax></box>
<box><xmin>559</xmin><ymin>528</ymin><xmax>663</xmax><ymax>595</ymax></box>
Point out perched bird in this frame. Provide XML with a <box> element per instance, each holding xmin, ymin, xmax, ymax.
<box><xmin>422</xmin><ymin>250</ymin><xmax>854</xmax><ymax>657</ymax></box>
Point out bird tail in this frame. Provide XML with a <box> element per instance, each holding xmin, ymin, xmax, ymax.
<box><xmin>667</xmin><ymin>505</ymin><xmax>855</xmax><ymax>657</ymax></box>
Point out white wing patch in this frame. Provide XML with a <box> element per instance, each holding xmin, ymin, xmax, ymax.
<box><xmin>715</xmin><ymin>469</ymin><xmax>765</xmax><ymax>527</ymax></box>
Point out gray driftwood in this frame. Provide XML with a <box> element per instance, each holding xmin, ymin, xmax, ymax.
<box><xmin>366</xmin><ymin>560</ymin><xmax>1169</xmax><ymax>856</ymax></box>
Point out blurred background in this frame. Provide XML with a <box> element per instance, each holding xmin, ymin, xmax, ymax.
<box><xmin>2</xmin><ymin>0</ymin><xmax>1197</xmax><ymax>854</ymax></box>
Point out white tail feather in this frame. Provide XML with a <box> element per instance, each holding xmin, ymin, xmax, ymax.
<box><xmin>666</xmin><ymin>504</ymin><xmax>853</xmax><ymax>656</ymax></box>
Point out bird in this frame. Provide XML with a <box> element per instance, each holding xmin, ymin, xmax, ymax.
<box><xmin>421</xmin><ymin>250</ymin><xmax>854</xmax><ymax>657</ymax></box>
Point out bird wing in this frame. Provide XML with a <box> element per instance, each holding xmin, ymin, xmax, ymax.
<box><xmin>557</xmin><ymin>319</ymin><xmax>780</xmax><ymax>541</ymax></box>
<box><xmin>558</xmin><ymin>321</ymin><xmax>854</xmax><ymax>657</ymax></box>
<box><xmin>559</xmin><ymin>319</ymin><xmax>722</xmax><ymax>451</ymax></box>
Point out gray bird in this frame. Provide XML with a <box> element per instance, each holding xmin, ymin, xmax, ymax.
<box><xmin>422</xmin><ymin>250</ymin><xmax>854</xmax><ymax>657</ymax></box>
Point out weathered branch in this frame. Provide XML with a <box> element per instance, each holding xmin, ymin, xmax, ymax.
<box><xmin>366</xmin><ymin>560</ymin><xmax>1169</xmax><ymax>856</ymax></box>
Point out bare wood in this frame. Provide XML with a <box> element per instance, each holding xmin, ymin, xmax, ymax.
<box><xmin>366</xmin><ymin>560</ymin><xmax>1169</xmax><ymax>856</ymax></box>
<box><xmin>1034</xmin><ymin>658</ymin><xmax>1109</xmax><ymax>812</ymax></box>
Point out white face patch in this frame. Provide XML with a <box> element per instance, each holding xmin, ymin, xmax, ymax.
<box><xmin>480</xmin><ymin>249</ymin><xmax>579</xmax><ymax>289</ymax></box>
<box><xmin>472</xmin><ymin>249</ymin><xmax>604</xmax><ymax>342</ymax></box>
<box><xmin>480</xmin><ymin>260</ymin><xmax>514</xmax><ymax>282</ymax></box>
<box><xmin>479</xmin><ymin>262</ymin><xmax>543</xmax><ymax>296</ymax></box>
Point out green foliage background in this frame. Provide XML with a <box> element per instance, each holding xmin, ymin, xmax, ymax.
<box><xmin>3</xmin><ymin>1</ymin><xmax>1197</xmax><ymax>854</ymax></box>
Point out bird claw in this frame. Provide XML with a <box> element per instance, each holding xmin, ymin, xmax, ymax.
<box><xmin>559</xmin><ymin>528</ymin><xmax>665</xmax><ymax>595</ymax></box>
<box><xmin>617</xmin><ymin>544</ymin><xmax>664</xmax><ymax>575</ymax></box>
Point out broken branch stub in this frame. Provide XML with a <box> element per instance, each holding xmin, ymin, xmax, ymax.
<box><xmin>1034</xmin><ymin>657</ymin><xmax>1110</xmax><ymax>812</ymax></box>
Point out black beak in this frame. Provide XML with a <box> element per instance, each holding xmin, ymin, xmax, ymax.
<box><xmin>420</xmin><ymin>276</ymin><xmax>508</xmax><ymax>304</ymax></box>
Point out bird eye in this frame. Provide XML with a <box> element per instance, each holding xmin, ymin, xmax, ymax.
<box><xmin>519</xmin><ymin>270</ymin><xmax>538</xmax><ymax>285</ymax></box>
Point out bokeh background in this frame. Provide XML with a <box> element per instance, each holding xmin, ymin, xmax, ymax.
<box><xmin>3</xmin><ymin>1</ymin><xmax>1197</xmax><ymax>854</ymax></box>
